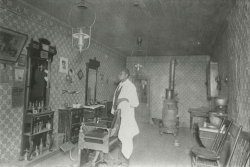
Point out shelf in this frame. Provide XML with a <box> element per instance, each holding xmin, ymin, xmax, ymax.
<box><xmin>26</xmin><ymin>110</ymin><xmax>54</xmax><ymax>116</ymax></box>
<box><xmin>72</xmin><ymin>122</ymin><xmax>81</xmax><ymax>126</ymax></box>
<box><xmin>24</xmin><ymin>128</ymin><xmax>53</xmax><ymax>136</ymax></box>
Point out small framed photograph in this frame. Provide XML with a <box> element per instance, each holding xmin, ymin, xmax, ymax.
<box><xmin>13</xmin><ymin>66</ymin><xmax>26</xmax><ymax>87</ymax></box>
<box><xmin>0</xmin><ymin>27</ymin><xmax>28</xmax><ymax>63</ymax></box>
<box><xmin>59</xmin><ymin>57</ymin><xmax>68</xmax><ymax>73</ymax></box>
<box><xmin>17</xmin><ymin>54</ymin><xmax>26</xmax><ymax>67</ymax></box>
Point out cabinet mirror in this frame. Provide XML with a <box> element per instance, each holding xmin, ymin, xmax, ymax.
<box><xmin>25</xmin><ymin>38</ymin><xmax>57</xmax><ymax>111</ymax></box>
<box><xmin>85</xmin><ymin>58</ymin><xmax>100</xmax><ymax>105</ymax></box>
<box><xmin>28</xmin><ymin>58</ymin><xmax>48</xmax><ymax>108</ymax></box>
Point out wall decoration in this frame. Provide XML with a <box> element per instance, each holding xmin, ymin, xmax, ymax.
<box><xmin>77</xmin><ymin>69</ymin><xmax>83</xmax><ymax>80</ymax></box>
<box><xmin>59</xmin><ymin>57</ymin><xmax>68</xmax><ymax>73</ymax></box>
<box><xmin>12</xmin><ymin>66</ymin><xmax>26</xmax><ymax>87</ymax></box>
<box><xmin>17</xmin><ymin>54</ymin><xmax>27</xmax><ymax>67</ymax></box>
<box><xmin>0</xmin><ymin>27</ymin><xmax>28</xmax><ymax>63</ymax></box>
<box><xmin>66</xmin><ymin>69</ymin><xmax>73</xmax><ymax>83</ymax></box>
<box><xmin>0</xmin><ymin>64</ymin><xmax>10</xmax><ymax>83</ymax></box>
<box><xmin>12</xmin><ymin>87</ymin><xmax>24</xmax><ymax>108</ymax></box>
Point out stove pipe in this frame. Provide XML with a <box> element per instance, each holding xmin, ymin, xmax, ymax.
<box><xmin>166</xmin><ymin>58</ymin><xmax>176</xmax><ymax>99</ymax></box>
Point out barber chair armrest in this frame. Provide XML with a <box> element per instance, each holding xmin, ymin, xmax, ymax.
<box><xmin>99</xmin><ymin>117</ymin><xmax>113</xmax><ymax>122</ymax></box>
<box><xmin>85</xmin><ymin>122</ymin><xmax>108</xmax><ymax>129</ymax></box>
<box><xmin>98</xmin><ymin>119</ymin><xmax>113</xmax><ymax>123</ymax></box>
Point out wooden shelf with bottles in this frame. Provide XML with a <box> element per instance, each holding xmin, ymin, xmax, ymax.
<box><xmin>20</xmin><ymin>38</ymin><xmax>57</xmax><ymax>161</ymax></box>
<box><xmin>22</xmin><ymin>110</ymin><xmax>54</xmax><ymax>160</ymax></box>
<box><xmin>23</xmin><ymin>110</ymin><xmax>54</xmax><ymax>136</ymax></box>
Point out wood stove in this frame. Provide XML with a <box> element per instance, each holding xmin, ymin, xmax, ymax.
<box><xmin>160</xmin><ymin>58</ymin><xmax>179</xmax><ymax>137</ymax></box>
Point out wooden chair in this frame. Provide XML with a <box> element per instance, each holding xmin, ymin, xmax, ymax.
<box><xmin>225</xmin><ymin>124</ymin><xmax>248</xmax><ymax>167</ymax></box>
<box><xmin>78</xmin><ymin>109</ymin><xmax>121</xmax><ymax>167</ymax></box>
<box><xmin>191</xmin><ymin>118</ymin><xmax>233</xmax><ymax>167</ymax></box>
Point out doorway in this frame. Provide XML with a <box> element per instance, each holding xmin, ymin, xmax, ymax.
<box><xmin>131</xmin><ymin>75</ymin><xmax>150</xmax><ymax>123</ymax></box>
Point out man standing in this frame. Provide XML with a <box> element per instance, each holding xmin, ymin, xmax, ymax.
<box><xmin>111</xmin><ymin>68</ymin><xmax>139</xmax><ymax>167</ymax></box>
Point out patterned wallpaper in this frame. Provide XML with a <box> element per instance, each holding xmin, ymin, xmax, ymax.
<box><xmin>127</xmin><ymin>56</ymin><xmax>210</xmax><ymax>127</ymax></box>
<box><xmin>211</xmin><ymin>0</ymin><xmax>250</xmax><ymax>132</ymax></box>
<box><xmin>0</xmin><ymin>0</ymin><xmax>126</xmax><ymax>163</ymax></box>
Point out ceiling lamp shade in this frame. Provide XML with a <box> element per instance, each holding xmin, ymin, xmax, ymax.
<box><xmin>69</xmin><ymin>0</ymin><xmax>96</xmax><ymax>52</ymax></box>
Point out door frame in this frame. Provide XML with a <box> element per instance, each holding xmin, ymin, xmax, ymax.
<box><xmin>130</xmin><ymin>75</ymin><xmax>151</xmax><ymax>124</ymax></box>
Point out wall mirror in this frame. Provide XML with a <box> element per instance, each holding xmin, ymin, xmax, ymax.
<box><xmin>25</xmin><ymin>38</ymin><xmax>57</xmax><ymax>110</ymax></box>
<box><xmin>85</xmin><ymin>58</ymin><xmax>100</xmax><ymax>105</ymax></box>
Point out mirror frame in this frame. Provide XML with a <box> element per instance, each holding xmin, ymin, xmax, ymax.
<box><xmin>85</xmin><ymin>58</ymin><xmax>100</xmax><ymax>105</ymax></box>
<box><xmin>25</xmin><ymin>38</ymin><xmax>57</xmax><ymax>110</ymax></box>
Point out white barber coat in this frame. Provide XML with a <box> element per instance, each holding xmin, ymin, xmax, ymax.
<box><xmin>111</xmin><ymin>79</ymin><xmax>139</xmax><ymax>159</ymax></box>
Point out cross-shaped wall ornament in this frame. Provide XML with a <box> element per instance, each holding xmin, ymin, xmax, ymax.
<box><xmin>135</xmin><ymin>63</ymin><xmax>143</xmax><ymax>71</ymax></box>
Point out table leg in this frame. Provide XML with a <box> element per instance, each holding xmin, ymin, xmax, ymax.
<box><xmin>190</xmin><ymin>115</ymin><xmax>193</xmax><ymax>132</ymax></box>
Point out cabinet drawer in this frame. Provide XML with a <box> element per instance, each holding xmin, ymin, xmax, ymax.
<box><xmin>70</xmin><ymin>124</ymin><xmax>81</xmax><ymax>143</ymax></box>
<box><xmin>71</xmin><ymin>111</ymin><xmax>81</xmax><ymax>124</ymax></box>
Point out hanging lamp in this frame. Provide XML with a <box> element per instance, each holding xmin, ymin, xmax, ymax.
<box><xmin>131</xmin><ymin>37</ymin><xmax>147</xmax><ymax>72</ymax></box>
<box><xmin>69</xmin><ymin>0</ymin><xmax>96</xmax><ymax>52</ymax></box>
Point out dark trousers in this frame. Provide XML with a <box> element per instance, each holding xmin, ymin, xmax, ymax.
<box><xmin>118</xmin><ymin>140</ymin><xmax>129</xmax><ymax>166</ymax></box>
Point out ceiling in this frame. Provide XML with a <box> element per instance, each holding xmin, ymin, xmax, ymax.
<box><xmin>23</xmin><ymin>0</ymin><xmax>230</xmax><ymax>57</ymax></box>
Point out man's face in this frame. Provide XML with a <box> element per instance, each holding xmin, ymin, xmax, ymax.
<box><xmin>118</xmin><ymin>71</ymin><xmax>128</xmax><ymax>81</ymax></box>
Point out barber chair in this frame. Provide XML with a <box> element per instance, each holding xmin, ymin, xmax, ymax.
<box><xmin>78</xmin><ymin>109</ymin><xmax>121</xmax><ymax>167</ymax></box>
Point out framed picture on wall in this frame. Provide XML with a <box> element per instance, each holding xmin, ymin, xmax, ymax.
<box><xmin>17</xmin><ymin>54</ymin><xmax>27</xmax><ymax>67</ymax></box>
<box><xmin>12</xmin><ymin>66</ymin><xmax>26</xmax><ymax>87</ymax></box>
<box><xmin>0</xmin><ymin>27</ymin><xmax>28</xmax><ymax>63</ymax></box>
<box><xmin>59</xmin><ymin>57</ymin><xmax>68</xmax><ymax>73</ymax></box>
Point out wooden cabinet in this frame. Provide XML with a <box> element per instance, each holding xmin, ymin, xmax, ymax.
<box><xmin>206</xmin><ymin>62</ymin><xmax>218</xmax><ymax>98</ymax></box>
<box><xmin>22</xmin><ymin>111</ymin><xmax>54</xmax><ymax>160</ymax></box>
<box><xmin>58</xmin><ymin>105</ymin><xmax>109</xmax><ymax>144</ymax></box>
<box><xmin>58</xmin><ymin>107</ymin><xmax>100</xmax><ymax>143</ymax></box>
<box><xmin>58</xmin><ymin>108</ymin><xmax>85</xmax><ymax>144</ymax></box>
<box><xmin>20</xmin><ymin>38</ymin><xmax>57</xmax><ymax>160</ymax></box>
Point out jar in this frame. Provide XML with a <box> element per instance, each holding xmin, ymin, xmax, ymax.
<box><xmin>209</xmin><ymin>112</ymin><xmax>221</xmax><ymax>126</ymax></box>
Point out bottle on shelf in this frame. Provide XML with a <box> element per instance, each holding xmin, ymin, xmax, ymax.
<box><xmin>34</xmin><ymin>146</ymin><xmax>39</xmax><ymax>156</ymax></box>
<box><xmin>46</xmin><ymin>121</ymin><xmax>51</xmax><ymax>129</ymax></box>
<box><xmin>39</xmin><ymin>138</ymin><xmax>43</xmax><ymax>155</ymax></box>
<box><xmin>37</xmin><ymin>102</ymin><xmax>41</xmax><ymax>113</ymax></box>
<box><xmin>39</xmin><ymin>122</ymin><xmax>42</xmax><ymax>132</ymax></box>
<box><xmin>41</xmin><ymin>100</ymin><xmax>44</xmax><ymax>112</ymax></box>
<box><xmin>35</xmin><ymin>123</ymin><xmax>39</xmax><ymax>133</ymax></box>
<box><xmin>32</xmin><ymin>103</ymin><xmax>36</xmax><ymax>114</ymax></box>
<box><xmin>35</xmin><ymin>100</ymin><xmax>38</xmax><ymax>108</ymax></box>
<box><xmin>24</xmin><ymin>149</ymin><xmax>29</xmax><ymax>161</ymax></box>
<box><xmin>29</xmin><ymin>101</ymin><xmax>32</xmax><ymax>110</ymax></box>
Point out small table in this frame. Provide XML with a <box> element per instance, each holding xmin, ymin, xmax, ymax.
<box><xmin>188</xmin><ymin>107</ymin><xmax>209</xmax><ymax>133</ymax></box>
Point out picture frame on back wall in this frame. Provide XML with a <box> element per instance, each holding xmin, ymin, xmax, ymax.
<box><xmin>0</xmin><ymin>27</ymin><xmax>28</xmax><ymax>63</ymax></box>
<box><xmin>59</xmin><ymin>57</ymin><xmax>68</xmax><ymax>74</ymax></box>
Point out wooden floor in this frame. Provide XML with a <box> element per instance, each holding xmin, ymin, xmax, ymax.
<box><xmin>10</xmin><ymin>123</ymin><xmax>199</xmax><ymax>167</ymax></box>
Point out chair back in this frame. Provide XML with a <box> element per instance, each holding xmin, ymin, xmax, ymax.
<box><xmin>226</xmin><ymin>123</ymin><xmax>248</xmax><ymax>167</ymax></box>
<box><xmin>211</xmin><ymin>118</ymin><xmax>233</xmax><ymax>156</ymax></box>
<box><xmin>110</xmin><ymin>109</ymin><xmax>121</xmax><ymax>137</ymax></box>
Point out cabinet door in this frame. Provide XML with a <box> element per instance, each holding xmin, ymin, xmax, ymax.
<box><xmin>71</xmin><ymin>110</ymin><xmax>81</xmax><ymax>124</ymax></box>
<box><xmin>70</xmin><ymin>124</ymin><xmax>81</xmax><ymax>143</ymax></box>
